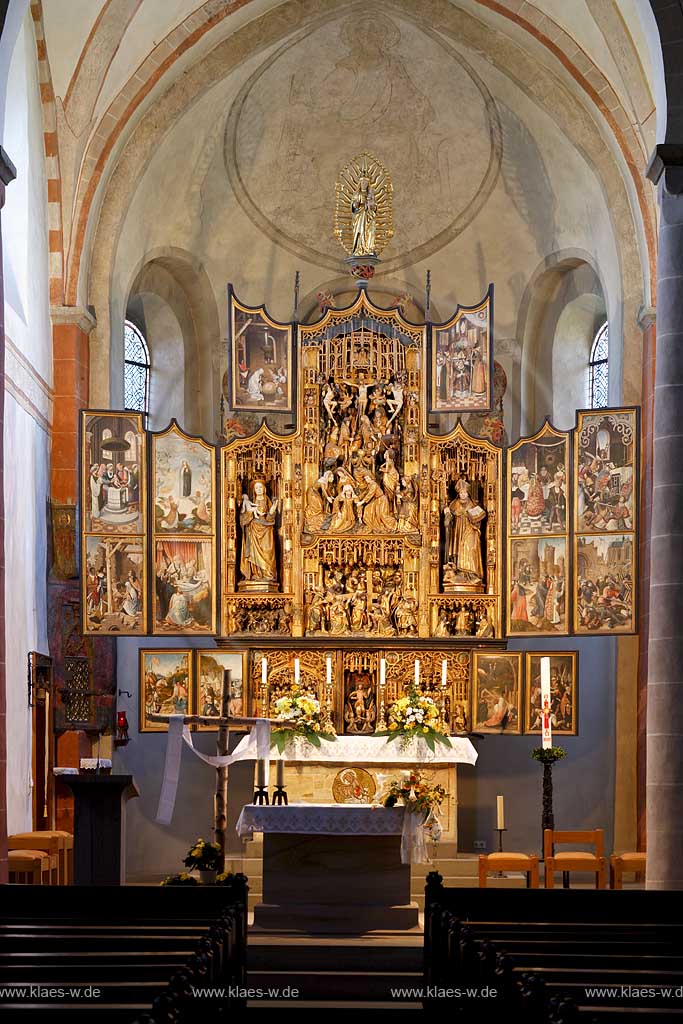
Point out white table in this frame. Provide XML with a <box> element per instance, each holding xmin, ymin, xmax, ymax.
<box><xmin>237</xmin><ymin>803</ymin><xmax>422</xmax><ymax>933</ymax></box>
<box><xmin>231</xmin><ymin>732</ymin><xmax>477</xmax><ymax>766</ymax></box>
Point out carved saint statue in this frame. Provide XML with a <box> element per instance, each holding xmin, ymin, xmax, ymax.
<box><xmin>351</xmin><ymin>177</ymin><xmax>378</xmax><ymax>256</ymax></box>
<box><xmin>443</xmin><ymin>477</ymin><xmax>486</xmax><ymax>588</ymax></box>
<box><xmin>238</xmin><ymin>480</ymin><xmax>279</xmax><ymax>590</ymax></box>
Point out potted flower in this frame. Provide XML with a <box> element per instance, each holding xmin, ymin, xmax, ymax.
<box><xmin>183</xmin><ymin>837</ymin><xmax>222</xmax><ymax>883</ymax></box>
<box><xmin>160</xmin><ymin>872</ymin><xmax>199</xmax><ymax>886</ymax></box>
<box><xmin>377</xmin><ymin>683</ymin><xmax>451</xmax><ymax>752</ymax></box>
<box><xmin>271</xmin><ymin>684</ymin><xmax>336</xmax><ymax>754</ymax></box>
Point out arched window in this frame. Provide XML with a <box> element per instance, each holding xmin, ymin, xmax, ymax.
<box><xmin>124</xmin><ymin>320</ymin><xmax>150</xmax><ymax>417</ymax></box>
<box><xmin>588</xmin><ymin>322</ymin><xmax>608</xmax><ymax>409</ymax></box>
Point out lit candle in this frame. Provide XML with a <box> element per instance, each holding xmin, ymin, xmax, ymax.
<box><xmin>380</xmin><ymin>658</ymin><xmax>386</xmax><ymax>688</ymax></box>
<box><xmin>496</xmin><ymin>794</ymin><xmax>505</xmax><ymax>830</ymax></box>
<box><xmin>541</xmin><ymin>657</ymin><xmax>552</xmax><ymax>750</ymax></box>
<box><xmin>441</xmin><ymin>659</ymin><xmax>447</xmax><ymax>689</ymax></box>
<box><xmin>415</xmin><ymin>659</ymin><xmax>420</xmax><ymax>687</ymax></box>
<box><xmin>256</xmin><ymin>760</ymin><xmax>266</xmax><ymax>787</ymax></box>
<box><xmin>294</xmin><ymin>658</ymin><xmax>300</xmax><ymax>685</ymax></box>
<box><xmin>326</xmin><ymin>656</ymin><xmax>332</xmax><ymax>688</ymax></box>
<box><xmin>261</xmin><ymin>656</ymin><xmax>267</xmax><ymax>688</ymax></box>
<box><xmin>276</xmin><ymin>759</ymin><xmax>285</xmax><ymax>787</ymax></box>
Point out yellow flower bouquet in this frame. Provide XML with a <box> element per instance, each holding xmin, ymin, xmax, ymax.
<box><xmin>377</xmin><ymin>683</ymin><xmax>451</xmax><ymax>751</ymax></box>
<box><xmin>271</xmin><ymin>684</ymin><xmax>336</xmax><ymax>753</ymax></box>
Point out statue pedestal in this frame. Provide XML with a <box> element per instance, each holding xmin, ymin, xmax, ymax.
<box><xmin>60</xmin><ymin>774</ymin><xmax>139</xmax><ymax>885</ymax></box>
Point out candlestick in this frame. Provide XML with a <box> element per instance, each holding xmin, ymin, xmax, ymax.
<box><xmin>256</xmin><ymin>760</ymin><xmax>266</xmax><ymax>787</ymax></box>
<box><xmin>294</xmin><ymin>658</ymin><xmax>300</xmax><ymax>686</ymax></box>
<box><xmin>441</xmin><ymin>659</ymin><xmax>447</xmax><ymax>689</ymax></box>
<box><xmin>376</xmin><ymin>657</ymin><xmax>387</xmax><ymax>730</ymax></box>
<box><xmin>541</xmin><ymin>657</ymin><xmax>552</xmax><ymax>749</ymax></box>
<box><xmin>326</xmin><ymin>656</ymin><xmax>332</xmax><ymax>688</ymax></box>
<box><xmin>414</xmin><ymin>659</ymin><xmax>420</xmax><ymax>688</ymax></box>
<box><xmin>276</xmin><ymin>759</ymin><xmax>285</xmax><ymax>787</ymax></box>
<box><xmin>496</xmin><ymin>794</ymin><xmax>505</xmax><ymax>831</ymax></box>
<box><xmin>261</xmin><ymin>656</ymin><xmax>267</xmax><ymax>687</ymax></box>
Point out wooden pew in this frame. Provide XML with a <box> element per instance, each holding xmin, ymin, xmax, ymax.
<box><xmin>0</xmin><ymin>877</ymin><xmax>248</xmax><ymax>1021</ymax></box>
<box><xmin>424</xmin><ymin>872</ymin><xmax>683</xmax><ymax>1023</ymax></box>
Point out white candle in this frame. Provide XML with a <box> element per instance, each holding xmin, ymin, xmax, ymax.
<box><xmin>496</xmin><ymin>794</ymin><xmax>505</xmax><ymax>830</ymax></box>
<box><xmin>326</xmin><ymin>656</ymin><xmax>332</xmax><ymax>688</ymax></box>
<box><xmin>261</xmin><ymin>656</ymin><xmax>267</xmax><ymax>687</ymax></box>
<box><xmin>415</xmin><ymin>659</ymin><xmax>420</xmax><ymax>687</ymax></box>
<box><xmin>294</xmin><ymin>658</ymin><xmax>300</xmax><ymax>685</ymax></box>
<box><xmin>256</xmin><ymin>760</ymin><xmax>266</xmax><ymax>787</ymax></box>
<box><xmin>380</xmin><ymin>658</ymin><xmax>386</xmax><ymax>688</ymax></box>
<box><xmin>441</xmin><ymin>659</ymin><xmax>447</xmax><ymax>689</ymax></box>
<box><xmin>541</xmin><ymin>657</ymin><xmax>552</xmax><ymax>749</ymax></box>
<box><xmin>276</xmin><ymin>759</ymin><xmax>285</xmax><ymax>787</ymax></box>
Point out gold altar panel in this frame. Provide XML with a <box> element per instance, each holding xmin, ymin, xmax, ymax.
<box><xmin>247</xmin><ymin>648</ymin><xmax>331</xmax><ymax>718</ymax></box>
<box><xmin>573</xmin><ymin>407</ymin><xmax>638</xmax><ymax>635</ymax></box>
<box><xmin>429</xmin><ymin>286</ymin><xmax>493</xmax><ymax>414</ymax></box>
<box><xmin>151</xmin><ymin>422</ymin><xmax>217</xmax><ymax>636</ymax></box>
<box><xmin>227</xmin><ymin>287</ymin><xmax>295</xmax><ymax>414</ymax></box>
<box><xmin>506</xmin><ymin>421</ymin><xmax>570</xmax><ymax>638</ymax></box>
<box><xmin>81</xmin><ymin>410</ymin><xmax>147</xmax><ymax>635</ymax></box>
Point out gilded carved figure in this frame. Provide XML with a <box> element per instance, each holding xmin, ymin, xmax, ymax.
<box><xmin>443</xmin><ymin>476</ymin><xmax>486</xmax><ymax>590</ymax></box>
<box><xmin>238</xmin><ymin>480</ymin><xmax>279</xmax><ymax>590</ymax></box>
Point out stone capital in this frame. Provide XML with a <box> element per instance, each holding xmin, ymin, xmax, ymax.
<box><xmin>0</xmin><ymin>147</ymin><xmax>17</xmax><ymax>208</ymax></box>
<box><xmin>50</xmin><ymin>305</ymin><xmax>97</xmax><ymax>334</ymax></box>
<box><xmin>638</xmin><ymin>305</ymin><xmax>656</xmax><ymax>331</ymax></box>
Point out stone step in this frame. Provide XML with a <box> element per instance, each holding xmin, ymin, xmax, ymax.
<box><xmin>248</xmin><ymin>942</ymin><xmax>421</xmax><ymax>973</ymax></box>
<box><xmin>248</xmin><ymin>969</ymin><xmax>423</xmax><ymax>1002</ymax></box>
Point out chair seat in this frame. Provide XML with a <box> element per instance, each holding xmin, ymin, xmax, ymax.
<box><xmin>552</xmin><ymin>852</ymin><xmax>600</xmax><ymax>865</ymax></box>
<box><xmin>9</xmin><ymin>849</ymin><xmax>49</xmax><ymax>862</ymax></box>
<box><xmin>485</xmin><ymin>853</ymin><xmax>535</xmax><ymax>863</ymax></box>
<box><xmin>613</xmin><ymin>852</ymin><xmax>646</xmax><ymax>866</ymax></box>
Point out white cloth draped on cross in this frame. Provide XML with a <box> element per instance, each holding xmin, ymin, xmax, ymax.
<box><xmin>156</xmin><ymin>715</ymin><xmax>271</xmax><ymax>825</ymax></box>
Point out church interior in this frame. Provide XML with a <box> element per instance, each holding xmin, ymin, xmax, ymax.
<box><xmin>1</xmin><ymin>0</ymin><xmax>682</xmax><ymax>1017</ymax></box>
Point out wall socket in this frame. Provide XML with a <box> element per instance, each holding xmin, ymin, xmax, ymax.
<box><xmin>473</xmin><ymin>840</ymin><xmax>487</xmax><ymax>850</ymax></box>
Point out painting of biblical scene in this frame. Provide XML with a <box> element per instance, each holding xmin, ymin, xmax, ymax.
<box><xmin>229</xmin><ymin>290</ymin><xmax>293</xmax><ymax>412</ymax></box>
<box><xmin>508</xmin><ymin>425</ymin><xmax>568</xmax><ymax>536</ymax></box>
<box><xmin>575</xmin><ymin>408</ymin><xmax>637</xmax><ymax>533</ymax></box>
<box><xmin>82</xmin><ymin>412</ymin><xmax>145</xmax><ymax>534</ymax></box>
<box><xmin>431</xmin><ymin>290</ymin><xmax>492</xmax><ymax>413</ymax></box>
<box><xmin>575</xmin><ymin>534</ymin><xmax>634</xmax><ymax>633</ymax></box>
<box><xmin>343</xmin><ymin>668</ymin><xmax>377</xmax><ymax>735</ymax></box>
<box><xmin>196</xmin><ymin>652</ymin><xmax>243</xmax><ymax>730</ymax></box>
<box><xmin>508</xmin><ymin>536</ymin><xmax>568</xmax><ymax>636</ymax></box>
<box><xmin>139</xmin><ymin>649</ymin><xmax>192</xmax><ymax>732</ymax></box>
<box><xmin>525</xmin><ymin>652</ymin><xmax>578</xmax><ymax>735</ymax></box>
<box><xmin>472</xmin><ymin>652</ymin><xmax>521</xmax><ymax>735</ymax></box>
<box><xmin>154</xmin><ymin>539</ymin><xmax>215</xmax><ymax>634</ymax></box>
<box><xmin>83</xmin><ymin>535</ymin><xmax>145</xmax><ymax>634</ymax></box>
<box><xmin>442</xmin><ymin>697</ymin><xmax>469</xmax><ymax>734</ymax></box>
<box><xmin>153</xmin><ymin>425</ymin><xmax>214</xmax><ymax>535</ymax></box>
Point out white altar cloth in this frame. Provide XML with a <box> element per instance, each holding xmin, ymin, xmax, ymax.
<box><xmin>236</xmin><ymin>801</ymin><xmax>429</xmax><ymax>863</ymax></box>
<box><xmin>237</xmin><ymin>802</ymin><xmax>406</xmax><ymax>839</ymax></box>
<box><xmin>231</xmin><ymin>733</ymin><xmax>477</xmax><ymax>766</ymax></box>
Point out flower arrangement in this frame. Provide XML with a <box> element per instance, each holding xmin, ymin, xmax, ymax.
<box><xmin>377</xmin><ymin>683</ymin><xmax>451</xmax><ymax>751</ymax></box>
<box><xmin>183</xmin><ymin>837</ymin><xmax>222</xmax><ymax>872</ymax></box>
<box><xmin>160</xmin><ymin>872</ymin><xmax>199</xmax><ymax>886</ymax></box>
<box><xmin>383</xmin><ymin>770</ymin><xmax>447</xmax><ymax>814</ymax></box>
<box><xmin>271</xmin><ymin>684</ymin><xmax>336</xmax><ymax>753</ymax></box>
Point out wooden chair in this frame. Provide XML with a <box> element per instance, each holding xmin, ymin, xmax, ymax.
<box><xmin>610</xmin><ymin>852</ymin><xmax>646</xmax><ymax>889</ymax></box>
<box><xmin>544</xmin><ymin>828</ymin><xmax>607</xmax><ymax>889</ymax></box>
<box><xmin>479</xmin><ymin>853</ymin><xmax>539</xmax><ymax>888</ymax></box>
<box><xmin>8</xmin><ymin>832</ymin><xmax>69</xmax><ymax>884</ymax></box>
<box><xmin>8</xmin><ymin>849</ymin><xmax>53</xmax><ymax>884</ymax></box>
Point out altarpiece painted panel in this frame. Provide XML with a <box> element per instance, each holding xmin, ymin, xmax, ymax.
<box><xmin>81</xmin><ymin>411</ymin><xmax>147</xmax><ymax>635</ymax></box>
<box><xmin>227</xmin><ymin>287</ymin><xmax>294</xmax><ymax>414</ymax></box>
<box><xmin>429</xmin><ymin>286</ymin><xmax>493</xmax><ymax>414</ymax></box>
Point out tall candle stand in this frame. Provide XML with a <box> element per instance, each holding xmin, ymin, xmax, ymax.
<box><xmin>377</xmin><ymin>684</ymin><xmax>387</xmax><ymax>730</ymax></box>
<box><xmin>495</xmin><ymin>827</ymin><xmax>507</xmax><ymax>876</ymax></box>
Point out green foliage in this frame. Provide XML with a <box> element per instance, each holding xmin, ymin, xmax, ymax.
<box><xmin>531</xmin><ymin>746</ymin><xmax>567</xmax><ymax>763</ymax></box>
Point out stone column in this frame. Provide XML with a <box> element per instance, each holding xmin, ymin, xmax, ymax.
<box><xmin>646</xmin><ymin>148</ymin><xmax>683</xmax><ymax>888</ymax></box>
<box><xmin>0</xmin><ymin>147</ymin><xmax>17</xmax><ymax>883</ymax></box>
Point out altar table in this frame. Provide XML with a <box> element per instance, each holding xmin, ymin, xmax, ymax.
<box><xmin>237</xmin><ymin>803</ymin><xmax>420</xmax><ymax>933</ymax></box>
<box><xmin>231</xmin><ymin>732</ymin><xmax>477</xmax><ymax>765</ymax></box>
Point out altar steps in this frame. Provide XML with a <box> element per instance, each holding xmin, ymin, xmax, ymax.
<box><xmin>246</xmin><ymin>934</ymin><xmax>423</xmax><ymax>1011</ymax></box>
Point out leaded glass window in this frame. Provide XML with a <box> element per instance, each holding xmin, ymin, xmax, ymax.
<box><xmin>124</xmin><ymin>320</ymin><xmax>150</xmax><ymax>417</ymax></box>
<box><xmin>588</xmin><ymin>322</ymin><xmax>608</xmax><ymax>409</ymax></box>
